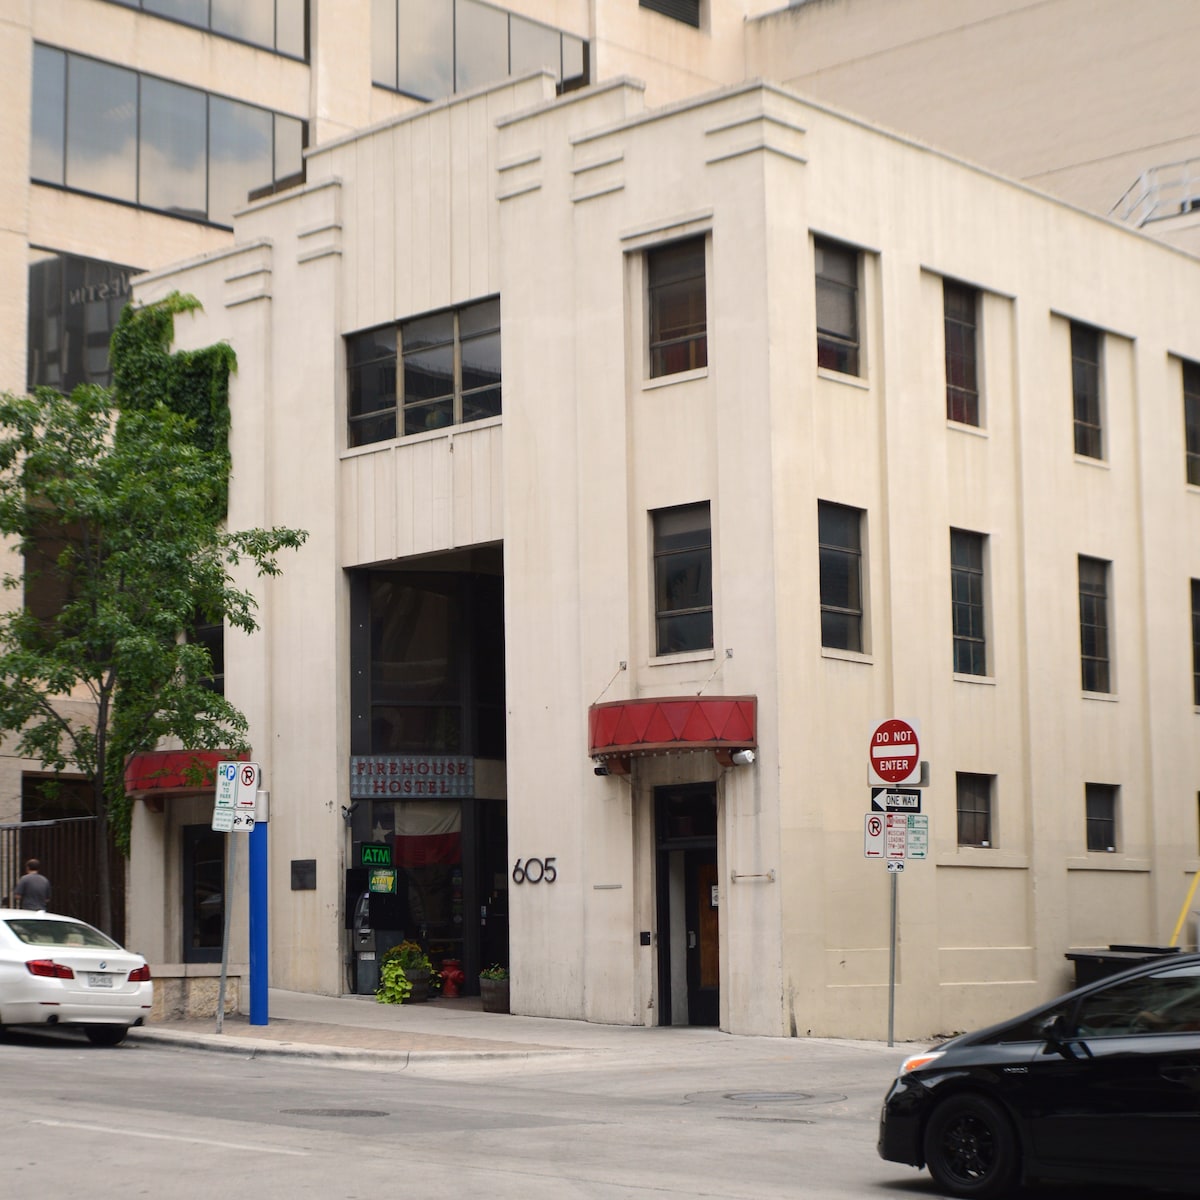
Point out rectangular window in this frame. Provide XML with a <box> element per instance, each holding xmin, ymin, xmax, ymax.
<box><xmin>640</xmin><ymin>0</ymin><xmax>700</xmax><ymax>27</ymax></box>
<box><xmin>1192</xmin><ymin>579</ymin><xmax>1200</xmax><ymax>707</ymax></box>
<box><xmin>815</xmin><ymin>238</ymin><xmax>860</xmax><ymax>376</ymax></box>
<box><xmin>31</xmin><ymin>46</ymin><xmax>306</xmax><ymax>228</ymax></box>
<box><xmin>347</xmin><ymin>298</ymin><xmax>501</xmax><ymax>447</ymax></box>
<box><xmin>1184</xmin><ymin>359</ymin><xmax>1200</xmax><ymax>486</ymax></box>
<box><xmin>1071</xmin><ymin>322</ymin><xmax>1103</xmax><ymax>459</ymax></box>
<box><xmin>818</xmin><ymin>501</ymin><xmax>864</xmax><ymax>651</ymax></box>
<box><xmin>106</xmin><ymin>0</ymin><xmax>306</xmax><ymax>57</ymax></box>
<box><xmin>956</xmin><ymin>773</ymin><xmax>993</xmax><ymax>847</ymax></box>
<box><xmin>944</xmin><ymin>280</ymin><xmax>980</xmax><ymax>425</ymax></box>
<box><xmin>647</xmin><ymin>237</ymin><xmax>707</xmax><ymax>378</ymax></box>
<box><xmin>951</xmin><ymin>529</ymin><xmax>987</xmax><ymax>675</ymax></box>
<box><xmin>1079</xmin><ymin>556</ymin><xmax>1111</xmax><ymax>693</ymax></box>
<box><xmin>653</xmin><ymin>503</ymin><xmax>713</xmax><ymax>655</ymax></box>
<box><xmin>1085</xmin><ymin>783</ymin><xmax>1118</xmax><ymax>852</ymax></box>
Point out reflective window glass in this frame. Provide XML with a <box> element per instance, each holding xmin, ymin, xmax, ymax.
<box><xmin>510</xmin><ymin>15</ymin><xmax>561</xmax><ymax>79</ymax></box>
<box><xmin>276</xmin><ymin>0</ymin><xmax>306</xmax><ymax>57</ymax></box>
<box><xmin>562</xmin><ymin>34</ymin><xmax>585</xmax><ymax>84</ymax></box>
<box><xmin>66</xmin><ymin>56</ymin><xmax>138</xmax><ymax>203</ymax></box>
<box><xmin>31</xmin><ymin>46</ymin><xmax>66</xmax><ymax>186</ymax></box>
<box><xmin>397</xmin><ymin>0</ymin><xmax>453</xmax><ymax>100</ymax></box>
<box><xmin>139</xmin><ymin>77</ymin><xmax>207</xmax><ymax>219</ymax></box>
<box><xmin>144</xmin><ymin>0</ymin><xmax>209</xmax><ymax>25</ymax></box>
<box><xmin>372</xmin><ymin>0</ymin><xmax>398</xmax><ymax>87</ymax></box>
<box><xmin>211</xmin><ymin>0</ymin><xmax>274</xmax><ymax>48</ymax></box>
<box><xmin>209</xmin><ymin>97</ymin><xmax>273</xmax><ymax>226</ymax></box>
<box><xmin>455</xmin><ymin>0</ymin><xmax>508</xmax><ymax>92</ymax></box>
<box><xmin>653</xmin><ymin>503</ymin><xmax>713</xmax><ymax>655</ymax></box>
<box><xmin>275</xmin><ymin>113</ymin><xmax>304</xmax><ymax>182</ymax></box>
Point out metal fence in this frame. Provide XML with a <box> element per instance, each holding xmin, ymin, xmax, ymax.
<box><xmin>0</xmin><ymin>816</ymin><xmax>125</xmax><ymax>939</ymax></box>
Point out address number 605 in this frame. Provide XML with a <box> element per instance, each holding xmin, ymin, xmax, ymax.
<box><xmin>512</xmin><ymin>857</ymin><xmax>557</xmax><ymax>884</ymax></box>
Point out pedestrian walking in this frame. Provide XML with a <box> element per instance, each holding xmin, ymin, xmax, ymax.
<box><xmin>12</xmin><ymin>858</ymin><xmax>51</xmax><ymax>910</ymax></box>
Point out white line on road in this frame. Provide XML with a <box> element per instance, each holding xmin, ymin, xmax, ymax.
<box><xmin>31</xmin><ymin>1118</ymin><xmax>309</xmax><ymax>1156</ymax></box>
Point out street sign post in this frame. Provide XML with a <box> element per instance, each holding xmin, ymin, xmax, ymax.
<box><xmin>868</xmin><ymin>718</ymin><xmax>921</xmax><ymax>786</ymax></box>
<box><xmin>871</xmin><ymin>787</ymin><xmax>921</xmax><ymax>812</ymax></box>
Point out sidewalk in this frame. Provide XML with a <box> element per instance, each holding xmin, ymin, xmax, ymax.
<box><xmin>128</xmin><ymin>988</ymin><xmax>905</xmax><ymax>1067</ymax></box>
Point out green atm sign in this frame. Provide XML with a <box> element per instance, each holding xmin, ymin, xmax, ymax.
<box><xmin>360</xmin><ymin>842</ymin><xmax>392</xmax><ymax>867</ymax></box>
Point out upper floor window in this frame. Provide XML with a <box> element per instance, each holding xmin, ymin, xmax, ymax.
<box><xmin>103</xmin><ymin>0</ymin><xmax>306</xmax><ymax>58</ymax></box>
<box><xmin>1071</xmin><ymin>321</ymin><xmax>1104</xmax><ymax>459</ymax></box>
<box><xmin>1078</xmin><ymin>555</ymin><xmax>1111</xmax><ymax>693</ymax></box>
<box><xmin>951</xmin><ymin>529</ymin><xmax>987</xmax><ymax>675</ymax></box>
<box><xmin>956</xmin><ymin>773</ymin><xmax>994</xmax><ymax>847</ymax></box>
<box><xmin>944</xmin><ymin>280</ymin><xmax>980</xmax><ymax>425</ymax></box>
<box><xmin>347</xmin><ymin>298</ymin><xmax>501</xmax><ymax>447</ymax></box>
<box><xmin>653</xmin><ymin>503</ymin><xmax>712</xmax><ymax>656</ymax></box>
<box><xmin>373</xmin><ymin>0</ymin><xmax>587</xmax><ymax>101</ymax></box>
<box><xmin>815</xmin><ymin>238</ymin><xmax>861</xmax><ymax>376</ymax></box>
<box><xmin>818</xmin><ymin>501</ymin><xmax>864</xmax><ymax>652</ymax></box>
<box><xmin>32</xmin><ymin>46</ymin><xmax>306</xmax><ymax>228</ymax></box>
<box><xmin>648</xmin><ymin>238</ymin><xmax>707</xmax><ymax>378</ymax></box>
<box><xmin>1085</xmin><ymin>782</ymin><xmax>1118</xmax><ymax>852</ymax></box>
<box><xmin>27</xmin><ymin>248</ymin><xmax>138</xmax><ymax>393</ymax></box>
<box><xmin>1183</xmin><ymin>359</ymin><xmax>1200</xmax><ymax>486</ymax></box>
<box><xmin>1192</xmin><ymin>579</ymin><xmax>1200</xmax><ymax>707</ymax></box>
<box><xmin>640</xmin><ymin>0</ymin><xmax>700</xmax><ymax>27</ymax></box>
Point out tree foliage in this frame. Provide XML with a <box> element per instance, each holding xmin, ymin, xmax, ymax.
<box><xmin>0</xmin><ymin>294</ymin><xmax>305</xmax><ymax>931</ymax></box>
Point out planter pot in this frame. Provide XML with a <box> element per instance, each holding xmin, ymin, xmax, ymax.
<box><xmin>479</xmin><ymin>976</ymin><xmax>510</xmax><ymax>1013</ymax></box>
<box><xmin>404</xmin><ymin>967</ymin><xmax>433</xmax><ymax>1003</ymax></box>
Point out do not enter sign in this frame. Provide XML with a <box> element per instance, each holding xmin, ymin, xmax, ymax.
<box><xmin>869</xmin><ymin>718</ymin><xmax>920</xmax><ymax>786</ymax></box>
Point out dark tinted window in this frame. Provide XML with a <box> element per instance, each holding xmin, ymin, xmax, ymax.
<box><xmin>815</xmin><ymin>238</ymin><xmax>860</xmax><ymax>376</ymax></box>
<box><xmin>1072</xmin><ymin>322</ymin><xmax>1103</xmax><ymax>459</ymax></box>
<box><xmin>819</xmin><ymin>501</ymin><xmax>863</xmax><ymax>651</ymax></box>
<box><xmin>653</xmin><ymin>503</ymin><xmax>713</xmax><ymax>655</ymax></box>
<box><xmin>648</xmin><ymin>237</ymin><xmax>707</xmax><ymax>378</ymax></box>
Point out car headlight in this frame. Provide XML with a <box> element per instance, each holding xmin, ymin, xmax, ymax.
<box><xmin>899</xmin><ymin>1050</ymin><xmax>945</xmax><ymax>1074</ymax></box>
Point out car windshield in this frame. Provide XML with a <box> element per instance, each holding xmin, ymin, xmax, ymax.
<box><xmin>4</xmin><ymin>917</ymin><xmax>119</xmax><ymax>950</ymax></box>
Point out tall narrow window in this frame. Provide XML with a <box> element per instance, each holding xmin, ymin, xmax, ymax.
<box><xmin>1184</xmin><ymin>359</ymin><xmax>1200</xmax><ymax>486</ymax></box>
<box><xmin>951</xmin><ymin>529</ymin><xmax>987</xmax><ymax>675</ymax></box>
<box><xmin>818</xmin><ymin>501</ymin><xmax>864</xmax><ymax>651</ymax></box>
<box><xmin>1085</xmin><ymin>783</ymin><xmax>1118</xmax><ymax>852</ymax></box>
<box><xmin>944</xmin><ymin>280</ymin><xmax>980</xmax><ymax>425</ymax></box>
<box><xmin>647</xmin><ymin>237</ymin><xmax>707</xmax><ymax>378</ymax></box>
<box><xmin>815</xmin><ymin>238</ymin><xmax>860</xmax><ymax>376</ymax></box>
<box><xmin>1071</xmin><ymin>322</ymin><xmax>1103</xmax><ymax>459</ymax></box>
<box><xmin>653</xmin><ymin>503</ymin><xmax>712</xmax><ymax>655</ymax></box>
<box><xmin>1079</xmin><ymin>556</ymin><xmax>1111</xmax><ymax>693</ymax></box>
<box><xmin>1192</xmin><ymin>579</ymin><xmax>1200</xmax><ymax>706</ymax></box>
<box><xmin>956</xmin><ymin>773</ymin><xmax>993</xmax><ymax>847</ymax></box>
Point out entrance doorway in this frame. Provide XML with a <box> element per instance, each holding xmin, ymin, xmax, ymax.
<box><xmin>655</xmin><ymin>783</ymin><xmax>719</xmax><ymax>1026</ymax></box>
<box><xmin>182</xmin><ymin>824</ymin><xmax>224</xmax><ymax>963</ymax></box>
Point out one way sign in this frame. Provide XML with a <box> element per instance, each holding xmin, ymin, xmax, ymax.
<box><xmin>871</xmin><ymin>788</ymin><xmax>922</xmax><ymax>813</ymax></box>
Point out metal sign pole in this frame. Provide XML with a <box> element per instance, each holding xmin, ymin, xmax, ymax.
<box><xmin>216</xmin><ymin>830</ymin><xmax>236</xmax><ymax>1034</ymax></box>
<box><xmin>887</xmin><ymin>868</ymin><xmax>898</xmax><ymax>1047</ymax></box>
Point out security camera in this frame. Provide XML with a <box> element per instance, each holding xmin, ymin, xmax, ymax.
<box><xmin>730</xmin><ymin>749</ymin><xmax>756</xmax><ymax>766</ymax></box>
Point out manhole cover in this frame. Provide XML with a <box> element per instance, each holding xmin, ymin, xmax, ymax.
<box><xmin>280</xmin><ymin>1108</ymin><xmax>390</xmax><ymax>1118</ymax></box>
<box><xmin>725</xmin><ymin>1092</ymin><xmax>814</xmax><ymax>1104</ymax></box>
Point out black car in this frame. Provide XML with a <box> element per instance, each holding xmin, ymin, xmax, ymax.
<box><xmin>878</xmin><ymin>951</ymin><xmax>1200</xmax><ymax>1197</ymax></box>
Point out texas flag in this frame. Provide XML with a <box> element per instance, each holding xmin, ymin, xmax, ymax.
<box><xmin>391</xmin><ymin>800</ymin><xmax>461</xmax><ymax>867</ymax></box>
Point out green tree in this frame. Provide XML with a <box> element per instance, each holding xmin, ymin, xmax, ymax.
<box><xmin>0</xmin><ymin>295</ymin><xmax>305</xmax><ymax>934</ymax></box>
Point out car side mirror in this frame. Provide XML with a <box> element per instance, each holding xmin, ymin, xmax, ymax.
<box><xmin>1039</xmin><ymin>1011</ymin><xmax>1091</xmax><ymax>1060</ymax></box>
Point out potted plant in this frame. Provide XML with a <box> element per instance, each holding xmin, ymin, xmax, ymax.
<box><xmin>377</xmin><ymin>940</ymin><xmax>438</xmax><ymax>1004</ymax></box>
<box><xmin>479</xmin><ymin>963</ymin><xmax>510</xmax><ymax>1013</ymax></box>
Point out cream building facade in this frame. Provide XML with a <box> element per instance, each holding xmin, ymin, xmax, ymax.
<box><xmin>132</xmin><ymin>63</ymin><xmax>1200</xmax><ymax>1038</ymax></box>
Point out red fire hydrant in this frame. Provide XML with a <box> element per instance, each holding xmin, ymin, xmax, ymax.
<box><xmin>440</xmin><ymin>959</ymin><xmax>466</xmax><ymax>998</ymax></box>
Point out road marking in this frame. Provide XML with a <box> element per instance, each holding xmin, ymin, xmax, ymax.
<box><xmin>31</xmin><ymin>1118</ymin><xmax>309</xmax><ymax>1156</ymax></box>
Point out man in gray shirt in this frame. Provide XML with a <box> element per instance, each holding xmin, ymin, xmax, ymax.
<box><xmin>13</xmin><ymin>859</ymin><xmax>50</xmax><ymax>911</ymax></box>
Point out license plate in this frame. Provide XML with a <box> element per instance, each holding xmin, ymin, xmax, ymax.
<box><xmin>87</xmin><ymin>973</ymin><xmax>113</xmax><ymax>988</ymax></box>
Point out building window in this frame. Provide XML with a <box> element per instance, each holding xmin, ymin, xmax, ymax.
<box><xmin>27</xmin><ymin>249</ymin><xmax>138</xmax><ymax>393</ymax></box>
<box><xmin>1184</xmin><ymin>359</ymin><xmax>1200</xmax><ymax>486</ymax></box>
<box><xmin>653</xmin><ymin>503</ymin><xmax>713</xmax><ymax>656</ymax></box>
<box><xmin>951</xmin><ymin>529</ymin><xmax>987</xmax><ymax>675</ymax></box>
<box><xmin>648</xmin><ymin>237</ymin><xmax>707</xmax><ymax>378</ymax></box>
<box><xmin>347</xmin><ymin>298</ymin><xmax>501</xmax><ymax>447</ymax></box>
<box><xmin>31</xmin><ymin>45</ymin><xmax>306</xmax><ymax>228</ymax></box>
<box><xmin>956</xmin><ymin>773</ymin><xmax>993</xmax><ymax>847</ymax></box>
<box><xmin>815</xmin><ymin>238</ymin><xmax>860</xmax><ymax>376</ymax></box>
<box><xmin>102</xmin><ymin>0</ymin><xmax>306</xmax><ymax>57</ymax></box>
<box><xmin>1071</xmin><ymin>321</ymin><xmax>1103</xmax><ymax>459</ymax></box>
<box><xmin>1192</xmin><ymin>579</ymin><xmax>1200</xmax><ymax>706</ymax></box>
<box><xmin>818</xmin><ymin>501</ymin><xmax>864</xmax><ymax>652</ymax></box>
<box><xmin>189</xmin><ymin>616</ymin><xmax>225</xmax><ymax>696</ymax></box>
<box><xmin>944</xmin><ymin>280</ymin><xmax>980</xmax><ymax>425</ymax></box>
<box><xmin>1079</xmin><ymin>556</ymin><xmax>1111</xmax><ymax>693</ymax></box>
<box><xmin>373</xmin><ymin>0</ymin><xmax>587</xmax><ymax>100</ymax></box>
<box><xmin>1085</xmin><ymin>783</ymin><xmax>1118</xmax><ymax>852</ymax></box>
<box><xmin>640</xmin><ymin>0</ymin><xmax>700</xmax><ymax>27</ymax></box>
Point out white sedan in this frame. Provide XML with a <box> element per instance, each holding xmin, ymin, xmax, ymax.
<box><xmin>0</xmin><ymin>908</ymin><xmax>153</xmax><ymax>1045</ymax></box>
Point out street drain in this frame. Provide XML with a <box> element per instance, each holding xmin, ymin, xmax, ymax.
<box><xmin>281</xmin><ymin>1108</ymin><xmax>390</xmax><ymax>1118</ymax></box>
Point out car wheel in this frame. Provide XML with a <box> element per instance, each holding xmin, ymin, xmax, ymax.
<box><xmin>923</xmin><ymin>1093</ymin><xmax>1019</xmax><ymax>1200</ymax></box>
<box><xmin>83</xmin><ymin>1024</ymin><xmax>128</xmax><ymax>1047</ymax></box>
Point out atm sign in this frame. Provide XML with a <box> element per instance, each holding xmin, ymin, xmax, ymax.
<box><xmin>361</xmin><ymin>842</ymin><xmax>392</xmax><ymax>867</ymax></box>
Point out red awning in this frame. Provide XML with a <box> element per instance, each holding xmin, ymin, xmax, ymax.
<box><xmin>124</xmin><ymin>749</ymin><xmax>248</xmax><ymax>808</ymax></box>
<box><xmin>588</xmin><ymin>695</ymin><xmax>756</xmax><ymax>772</ymax></box>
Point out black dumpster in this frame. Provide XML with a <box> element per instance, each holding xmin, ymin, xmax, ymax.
<box><xmin>1065</xmin><ymin>944</ymin><xmax>1181</xmax><ymax>987</ymax></box>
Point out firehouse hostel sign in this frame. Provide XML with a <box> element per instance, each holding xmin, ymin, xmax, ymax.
<box><xmin>349</xmin><ymin>754</ymin><xmax>474</xmax><ymax>798</ymax></box>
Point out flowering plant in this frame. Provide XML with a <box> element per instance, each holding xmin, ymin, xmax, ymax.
<box><xmin>383</xmin><ymin>940</ymin><xmax>435</xmax><ymax>974</ymax></box>
<box><xmin>479</xmin><ymin>963</ymin><xmax>509</xmax><ymax>981</ymax></box>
